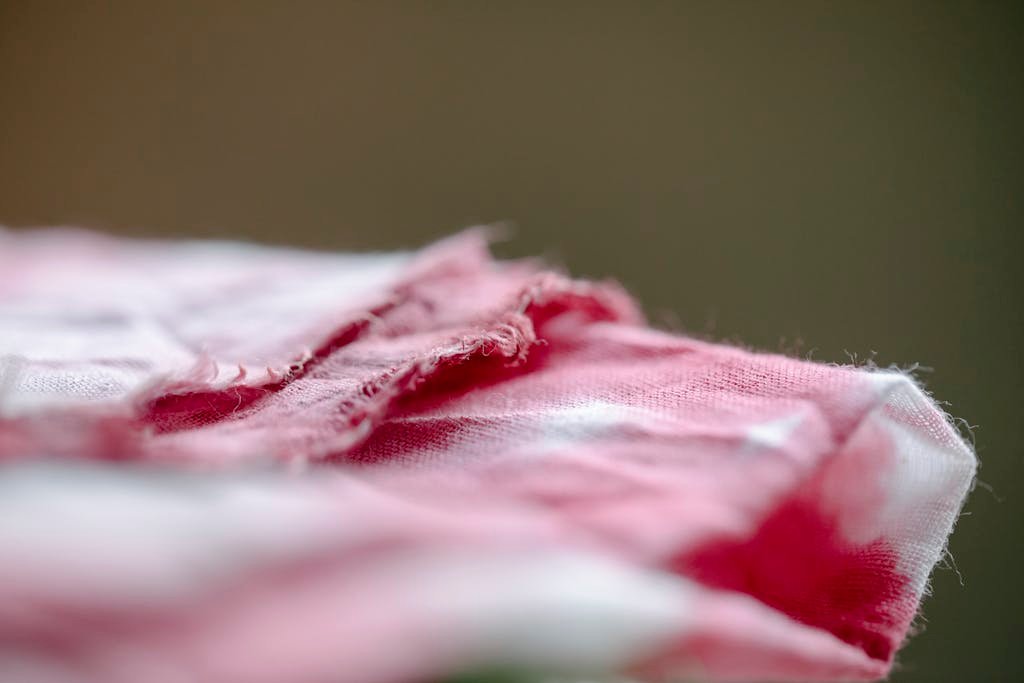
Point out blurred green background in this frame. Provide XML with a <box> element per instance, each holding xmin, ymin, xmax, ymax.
<box><xmin>0</xmin><ymin>2</ymin><xmax>1020</xmax><ymax>680</ymax></box>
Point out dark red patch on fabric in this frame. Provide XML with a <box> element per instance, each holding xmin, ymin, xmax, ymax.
<box><xmin>674</xmin><ymin>495</ymin><xmax>913</xmax><ymax>662</ymax></box>
<box><xmin>145</xmin><ymin>385</ymin><xmax>272</xmax><ymax>433</ymax></box>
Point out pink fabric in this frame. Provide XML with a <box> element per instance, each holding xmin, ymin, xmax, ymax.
<box><xmin>0</xmin><ymin>228</ymin><xmax>975</xmax><ymax>682</ymax></box>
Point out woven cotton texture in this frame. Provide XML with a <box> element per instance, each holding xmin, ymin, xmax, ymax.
<box><xmin>0</xmin><ymin>228</ymin><xmax>975</xmax><ymax>683</ymax></box>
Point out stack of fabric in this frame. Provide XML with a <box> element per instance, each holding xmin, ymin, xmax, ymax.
<box><xmin>0</xmin><ymin>228</ymin><xmax>974</xmax><ymax>682</ymax></box>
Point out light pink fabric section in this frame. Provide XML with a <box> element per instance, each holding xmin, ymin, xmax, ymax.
<box><xmin>0</xmin><ymin>227</ymin><xmax>975</xmax><ymax>682</ymax></box>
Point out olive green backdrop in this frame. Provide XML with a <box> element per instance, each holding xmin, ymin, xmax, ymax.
<box><xmin>1</xmin><ymin>2</ymin><xmax>1020</xmax><ymax>680</ymax></box>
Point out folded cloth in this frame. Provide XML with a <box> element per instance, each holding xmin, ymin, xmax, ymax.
<box><xmin>0</xmin><ymin>227</ymin><xmax>975</xmax><ymax>683</ymax></box>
